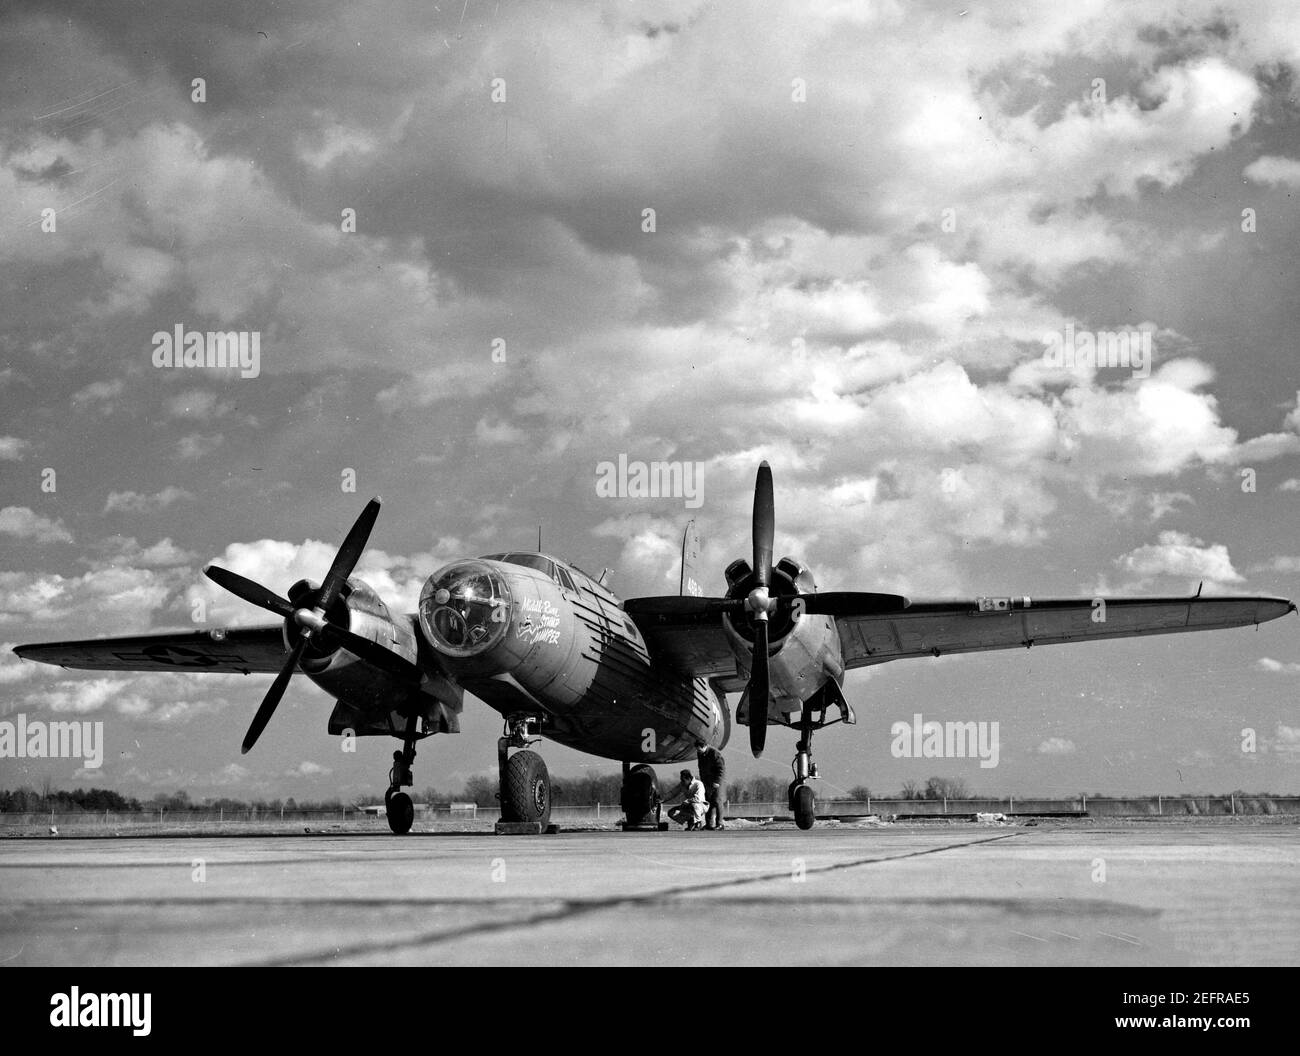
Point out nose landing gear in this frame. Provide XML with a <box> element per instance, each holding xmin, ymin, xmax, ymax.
<box><xmin>784</xmin><ymin>679</ymin><xmax>855</xmax><ymax>830</ymax></box>
<box><xmin>788</xmin><ymin>712</ymin><xmax>821</xmax><ymax>830</ymax></box>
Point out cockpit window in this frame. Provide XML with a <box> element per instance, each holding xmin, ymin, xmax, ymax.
<box><xmin>482</xmin><ymin>552</ymin><xmax>567</xmax><ymax>585</ymax></box>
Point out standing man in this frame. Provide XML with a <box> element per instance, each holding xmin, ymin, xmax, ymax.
<box><xmin>697</xmin><ymin>740</ymin><xmax>726</xmax><ymax>830</ymax></box>
<box><xmin>663</xmin><ymin>769</ymin><xmax>707</xmax><ymax>830</ymax></box>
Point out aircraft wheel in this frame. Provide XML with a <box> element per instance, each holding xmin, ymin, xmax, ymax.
<box><xmin>387</xmin><ymin>791</ymin><xmax>414</xmax><ymax>835</ymax></box>
<box><xmin>503</xmin><ymin>750</ymin><xmax>551</xmax><ymax>826</ymax></box>
<box><xmin>793</xmin><ymin>784</ymin><xmax>816</xmax><ymax>830</ymax></box>
<box><xmin>621</xmin><ymin>763</ymin><xmax>659</xmax><ymax>822</ymax></box>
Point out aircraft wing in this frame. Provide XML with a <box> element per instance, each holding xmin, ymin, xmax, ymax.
<box><xmin>838</xmin><ymin>594</ymin><xmax>1295</xmax><ymax>669</ymax></box>
<box><xmin>626</xmin><ymin>607</ymin><xmax>741</xmax><ymax>685</ymax></box>
<box><xmin>13</xmin><ymin>627</ymin><xmax>289</xmax><ymax>673</ymax></box>
<box><xmin>628</xmin><ymin>593</ymin><xmax>1293</xmax><ymax>684</ymax></box>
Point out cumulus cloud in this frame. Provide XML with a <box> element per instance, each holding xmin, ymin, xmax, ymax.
<box><xmin>1148</xmin><ymin>492</ymin><xmax>1193</xmax><ymax>521</ymax></box>
<box><xmin>104</xmin><ymin>537</ymin><xmax>199</xmax><ymax>568</ymax></box>
<box><xmin>1244</xmin><ymin>156</ymin><xmax>1300</xmax><ymax>187</ymax></box>
<box><xmin>475</xmin><ymin>418</ymin><xmax>525</xmax><ymax>445</ymax></box>
<box><xmin>1256</xmin><ymin>658</ymin><xmax>1300</xmax><ymax>674</ymax></box>
<box><xmin>176</xmin><ymin>433</ymin><xmax>224</xmax><ymax>461</ymax></box>
<box><xmin>0</xmin><ymin>436</ymin><xmax>31</xmax><ymax>460</ymax></box>
<box><xmin>68</xmin><ymin>379</ymin><xmax>127</xmax><ymax>415</ymax></box>
<box><xmin>188</xmin><ymin>536</ymin><xmax>464</xmax><ymax>627</ymax></box>
<box><xmin>103</xmin><ymin>486</ymin><xmax>194</xmax><ymax>514</ymax></box>
<box><xmin>0</xmin><ymin>506</ymin><xmax>73</xmax><ymax>544</ymax></box>
<box><xmin>165</xmin><ymin>390</ymin><xmax>233</xmax><ymax>421</ymax></box>
<box><xmin>1114</xmin><ymin>531</ymin><xmax>1243</xmax><ymax>592</ymax></box>
<box><xmin>70</xmin><ymin>379</ymin><xmax>126</xmax><ymax>403</ymax></box>
<box><xmin>0</xmin><ymin>564</ymin><xmax>182</xmax><ymax>629</ymax></box>
<box><xmin>1265</xmin><ymin>724</ymin><xmax>1300</xmax><ymax>755</ymax></box>
<box><xmin>288</xmin><ymin>760</ymin><xmax>332</xmax><ymax>777</ymax></box>
<box><xmin>12</xmin><ymin>669</ymin><xmax>262</xmax><ymax>724</ymax></box>
<box><xmin>1256</xmin><ymin>557</ymin><xmax>1300</xmax><ymax>574</ymax></box>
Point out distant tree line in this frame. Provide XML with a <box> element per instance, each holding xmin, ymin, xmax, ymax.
<box><xmin>1</xmin><ymin>786</ymin><xmax>353</xmax><ymax>813</ymax></box>
<box><xmin>0</xmin><ymin>787</ymin><xmax>143</xmax><ymax>813</ymax></box>
<box><xmin>4</xmin><ymin>778</ymin><xmax>1289</xmax><ymax>812</ymax></box>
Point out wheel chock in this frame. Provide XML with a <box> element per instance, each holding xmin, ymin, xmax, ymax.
<box><xmin>494</xmin><ymin>821</ymin><xmax>559</xmax><ymax>835</ymax></box>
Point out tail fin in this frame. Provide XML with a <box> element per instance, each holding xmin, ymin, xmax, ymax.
<box><xmin>680</xmin><ymin>519</ymin><xmax>703</xmax><ymax>597</ymax></box>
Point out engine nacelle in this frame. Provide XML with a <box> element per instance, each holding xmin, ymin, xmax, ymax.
<box><xmin>291</xmin><ymin>577</ymin><xmax>423</xmax><ymax>711</ymax></box>
<box><xmin>720</xmin><ymin>556</ymin><xmax>843</xmax><ymax>712</ymax></box>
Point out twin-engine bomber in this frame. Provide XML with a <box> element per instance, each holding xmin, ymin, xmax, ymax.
<box><xmin>14</xmin><ymin>463</ymin><xmax>1295</xmax><ymax>832</ymax></box>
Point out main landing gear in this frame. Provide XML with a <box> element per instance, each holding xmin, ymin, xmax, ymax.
<box><xmin>384</xmin><ymin>712</ymin><xmax>556</xmax><ymax>835</ymax></box>
<box><xmin>495</xmin><ymin>714</ymin><xmax>553</xmax><ymax>833</ymax></box>
<box><xmin>385</xmin><ymin>713</ymin><xmax>421</xmax><ymax>835</ymax></box>
<box><xmin>619</xmin><ymin>762</ymin><xmax>667</xmax><ymax>831</ymax></box>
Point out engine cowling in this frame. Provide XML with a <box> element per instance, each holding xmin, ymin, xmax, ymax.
<box><xmin>721</xmin><ymin>556</ymin><xmax>842</xmax><ymax>712</ymax></box>
<box><xmin>721</xmin><ymin>555</ymin><xmax>813</xmax><ymax>646</ymax></box>
<box><xmin>290</xmin><ymin>576</ymin><xmax>421</xmax><ymax>710</ymax></box>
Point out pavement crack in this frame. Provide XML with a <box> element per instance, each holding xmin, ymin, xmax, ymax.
<box><xmin>243</xmin><ymin>832</ymin><xmax>1024</xmax><ymax>966</ymax></box>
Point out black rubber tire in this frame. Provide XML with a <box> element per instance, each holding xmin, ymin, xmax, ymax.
<box><xmin>793</xmin><ymin>784</ymin><xmax>815</xmax><ymax>830</ymax></box>
<box><xmin>621</xmin><ymin>763</ymin><xmax>659</xmax><ymax>823</ymax></box>
<box><xmin>502</xmin><ymin>750</ymin><xmax>551</xmax><ymax>826</ymax></box>
<box><xmin>387</xmin><ymin>791</ymin><xmax>414</xmax><ymax>835</ymax></box>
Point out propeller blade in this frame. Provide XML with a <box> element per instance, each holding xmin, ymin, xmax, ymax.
<box><xmin>242</xmin><ymin>636</ymin><xmax>307</xmax><ymax>754</ymax></box>
<box><xmin>204</xmin><ymin>565</ymin><xmax>295</xmax><ymax>618</ymax></box>
<box><xmin>316</xmin><ymin>623</ymin><xmax>424</xmax><ymax>682</ymax></box>
<box><xmin>787</xmin><ymin>591</ymin><xmax>910</xmax><ymax>617</ymax></box>
<box><xmin>318</xmin><ymin>497</ymin><xmax>381</xmax><ymax>610</ymax></box>
<box><xmin>748</xmin><ymin>620</ymin><xmax>769</xmax><ymax>757</ymax></box>
<box><xmin>752</xmin><ymin>462</ymin><xmax>774</xmax><ymax>588</ymax></box>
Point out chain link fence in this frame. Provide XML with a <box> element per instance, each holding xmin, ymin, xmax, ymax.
<box><xmin>4</xmin><ymin>794</ymin><xmax>1299</xmax><ymax>832</ymax></box>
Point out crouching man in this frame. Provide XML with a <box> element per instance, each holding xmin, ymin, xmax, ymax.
<box><xmin>663</xmin><ymin>769</ymin><xmax>707</xmax><ymax>830</ymax></box>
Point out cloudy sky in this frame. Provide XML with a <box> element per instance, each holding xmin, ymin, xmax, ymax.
<box><xmin>2</xmin><ymin>0</ymin><xmax>1299</xmax><ymax>802</ymax></box>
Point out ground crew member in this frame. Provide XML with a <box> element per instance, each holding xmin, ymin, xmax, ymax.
<box><xmin>696</xmin><ymin>741</ymin><xmax>726</xmax><ymax>830</ymax></box>
<box><xmin>663</xmin><ymin>769</ymin><xmax>707</xmax><ymax>830</ymax></box>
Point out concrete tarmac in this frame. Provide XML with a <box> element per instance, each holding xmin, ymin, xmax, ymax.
<box><xmin>1</xmin><ymin>819</ymin><xmax>1296</xmax><ymax>966</ymax></box>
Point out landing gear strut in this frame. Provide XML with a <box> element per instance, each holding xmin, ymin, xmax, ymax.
<box><xmin>788</xmin><ymin>711</ymin><xmax>819</xmax><ymax>830</ymax></box>
<box><xmin>385</xmin><ymin>713</ymin><xmax>419</xmax><ymax>835</ymax></box>
<box><xmin>495</xmin><ymin>714</ymin><xmax>553</xmax><ymax>832</ymax></box>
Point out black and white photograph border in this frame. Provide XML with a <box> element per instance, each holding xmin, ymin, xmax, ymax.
<box><xmin>1</xmin><ymin>0</ymin><xmax>1298</xmax><ymax>977</ymax></box>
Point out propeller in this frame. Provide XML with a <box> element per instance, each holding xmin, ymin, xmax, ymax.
<box><xmin>622</xmin><ymin>463</ymin><xmax>910</xmax><ymax>759</ymax></box>
<box><xmin>204</xmin><ymin>497</ymin><xmax>421</xmax><ymax>754</ymax></box>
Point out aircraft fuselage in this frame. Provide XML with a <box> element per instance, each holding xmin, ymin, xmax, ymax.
<box><xmin>410</xmin><ymin>555</ymin><xmax>730</xmax><ymax>762</ymax></box>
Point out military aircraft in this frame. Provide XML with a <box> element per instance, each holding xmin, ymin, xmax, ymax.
<box><xmin>14</xmin><ymin>463</ymin><xmax>1296</xmax><ymax>832</ymax></box>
